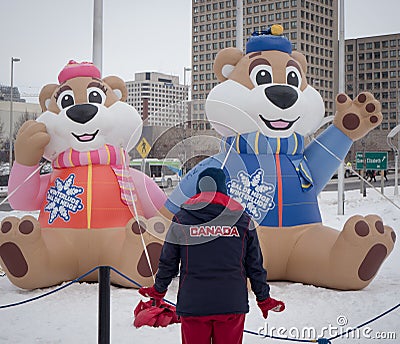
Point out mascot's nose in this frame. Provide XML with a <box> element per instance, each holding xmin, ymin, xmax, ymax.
<box><xmin>66</xmin><ymin>104</ymin><xmax>98</xmax><ymax>124</ymax></box>
<box><xmin>264</xmin><ymin>85</ymin><xmax>298</xmax><ymax>109</ymax></box>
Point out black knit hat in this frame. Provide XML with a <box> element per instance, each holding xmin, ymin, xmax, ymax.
<box><xmin>196</xmin><ymin>168</ymin><xmax>227</xmax><ymax>195</ymax></box>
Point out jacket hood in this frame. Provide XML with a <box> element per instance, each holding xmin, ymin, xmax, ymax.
<box><xmin>180</xmin><ymin>192</ymin><xmax>245</xmax><ymax>224</ymax></box>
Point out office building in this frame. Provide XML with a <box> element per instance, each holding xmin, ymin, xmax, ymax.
<box><xmin>345</xmin><ymin>33</ymin><xmax>400</xmax><ymax>155</ymax></box>
<box><xmin>126</xmin><ymin>72</ymin><xmax>188</xmax><ymax>127</ymax></box>
<box><xmin>191</xmin><ymin>0</ymin><xmax>338</xmax><ymax>130</ymax></box>
<box><xmin>0</xmin><ymin>85</ymin><xmax>25</xmax><ymax>103</ymax></box>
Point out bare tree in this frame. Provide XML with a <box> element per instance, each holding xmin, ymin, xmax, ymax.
<box><xmin>0</xmin><ymin>118</ymin><xmax>7</xmax><ymax>163</ymax></box>
<box><xmin>13</xmin><ymin>109</ymin><xmax>38</xmax><ymax>140</ymax></box>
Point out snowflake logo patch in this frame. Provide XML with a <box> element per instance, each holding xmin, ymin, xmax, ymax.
<box><xmin>44</xmin><ymin>174</ymin><xmax>84</xmax><ymax>224</ymax></box>
<box><xmin>227</xmin><ymin>168</ymin><xmax>275</xmax><ymax>220</ymax></box>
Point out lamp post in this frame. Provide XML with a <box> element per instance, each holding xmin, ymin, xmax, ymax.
<box><xmin>183</xmin><ymin>67</ymin><xmax>192</xmax><ymax>174</ymax></box>
<box><xmin>9</xmin><ymin>57</ymin><xmax>20</xmax><ymax>172</ymax></box>
<box><xmin>387</xmin><ymin>124</ymin><xmax>400</xmax><ymax>196</ymax></box>
<box><xmin>337</xmin><ymin>0</ymin><xmax>345</xmax><ymax>215</ymax></box>
<box><xmin>183</xmin><ymin>67</ymin><xmax>191</xmax><ymax>101</ymax></box>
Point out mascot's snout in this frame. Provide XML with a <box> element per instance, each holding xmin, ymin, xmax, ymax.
<box><xmin>265</xmin><ymin>85</ymin><xmax>298</xmax><ymax>109</ymax></box>
<box><xmin>66</xmin><ymin>104</ymin><xmax>98</xmax><ymax>124</ymax></box>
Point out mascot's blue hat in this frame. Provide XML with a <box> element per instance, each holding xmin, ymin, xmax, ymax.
<box><xmin>196</xmin><ymin>168</ymin><xmax>227</xmax><ymax>195</ymax></box>
<box><xmin>246</xmin><ymin>24</ymin><xmax>292</xmax><ymax>54</ymax></box>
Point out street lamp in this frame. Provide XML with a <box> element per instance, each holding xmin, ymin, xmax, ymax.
<box><xmin>183</xmin><ymin>67</ymin><xmax>191</xmax><ymax>101</ymax></box>
<box><xmin>387</xmin><ymin>124</ymin><xmax>400</xmax><ymax>196</ymax></box>
<box><xmin>182</xmin><ymin>67</ymin><xmax>192</xmax><ymax>174</ymax></box>
<box><xmin>9</xmin><ymin>57</ymin><xmax>21</xmax><ymax>172</ymax></box>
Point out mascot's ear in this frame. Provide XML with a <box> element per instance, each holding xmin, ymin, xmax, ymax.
<box><xmin>291</xmin><ymin>51</ymin><xmax>308</xmax><ymax>74</ymax></box>
<box><xmin>214</xmin><ymin>47</ymin><xmax>243</xmax><ymax>82</ymax></box>
<box><xmin>39</xmin><ymin>84</ymin><xmax>58</xmax><ymax>112</ymax></box>
<box><xmin>103</xmin><ymin>76</ymin><xmax>127</xmax><ymax>102</ymax></box>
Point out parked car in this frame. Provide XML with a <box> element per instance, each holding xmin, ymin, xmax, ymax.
<box><xmin>0</xmin><ymin>174</ymin><xmax>9</xmax><ymax>198</ymax></box>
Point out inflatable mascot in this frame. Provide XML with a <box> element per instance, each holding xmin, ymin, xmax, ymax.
<box><xmin>166</xmin><ymin>25</ymin><xmax>396</xmax><ymax>290</ymax></box>
<box><xmin>0</xmin><ymin>61</ymin><xmax>167</xmax><ymax>289</ymax></box>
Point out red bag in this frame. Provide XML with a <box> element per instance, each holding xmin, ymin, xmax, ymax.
<box><xmin>133</xmin><ymin>299</ymin><xmax>180</xmax><ymax>328</ymax></box>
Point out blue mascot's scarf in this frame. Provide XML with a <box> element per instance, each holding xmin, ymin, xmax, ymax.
<box><xmin>222</xmin><ymin>132</ymin><xmax>313</xmax><ymax>190</ymax></box>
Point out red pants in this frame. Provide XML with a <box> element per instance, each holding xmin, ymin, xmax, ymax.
<box><xmin>181</xmin><ymin>313</ymin><xmax>245</xmax><ymax>344</ymax></box>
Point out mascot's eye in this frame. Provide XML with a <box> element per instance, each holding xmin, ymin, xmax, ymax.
<box><xmin>56</xmin><ymin>90</ymin><xmax>75</xmax><ymax>109</ymax></box>
<box><xmin>286</xmin><ymin>67</ymin><xmax>302</xmax><ymax>88</ymax></box>
<box><xmin>256</xmin><ymin>70</ymin><xmax>272</xmax><ymax>85</ymax></box>
<box><xmin>87</xmin><ymin>87</ymin><xmax>106</xmax><ymax>105</ymax></box>
<box><xmin>249</xmin><ymin>65</ymin><xmax>273</xmax><ymax>87</ymax></box>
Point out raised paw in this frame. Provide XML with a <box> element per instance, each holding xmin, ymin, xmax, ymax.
<box><xmin>0</xmin><ymin>216</ymin><xmax>43</xmax><ymax>279</ymax></box>
<box><xmin>333</xmin><ymin>92</ymin><xmax>382</xmax><ymax>141</ymax></box>
<box><xmin>331</xmin><ymin>214</ymin><xmax>395</xmax><ymax>289</ymax></box>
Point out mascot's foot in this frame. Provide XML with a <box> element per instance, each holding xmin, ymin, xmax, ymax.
<box><xmin>0</xmin><ymin>216</ymin><xmax>75</xmax><ymax>289</ymax></box>
<box><xmin>330</xmin><ymin>215</ymin><xmax>395</xmax><ymax>289</ymax></box>
<box><xmin>0</xmin><ymin>216</ymin><xmax>72</xmax><ymax>289</ymax></box>
<box><xmin>110</xmin><ymin>215</ymin><xmax>170</xmax><ymax>288</ymax></box>
<box><xmin>0</xmin><ymin>216</ymin><xmax>43</xmax><ymax>280</ymax></box>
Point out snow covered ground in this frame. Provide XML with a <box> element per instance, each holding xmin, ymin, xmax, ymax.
<box><xmin>0</xmin><ymin>186</ymin><xmax>399</xmax><ymax>344</ymax></box>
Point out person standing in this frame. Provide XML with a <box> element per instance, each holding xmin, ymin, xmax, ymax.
<box><xmin>139</xmin><ymin>167</ymin><xmax>284</xmax><ymax>344</ymax></box>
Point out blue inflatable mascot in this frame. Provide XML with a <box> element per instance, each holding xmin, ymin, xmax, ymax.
<box><xmin>165</xmin><ymin>25</ymin><xmax>395</xmax><ymax>290</ymax></box>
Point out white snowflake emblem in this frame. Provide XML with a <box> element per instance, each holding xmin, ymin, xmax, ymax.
<box><xmin>227</xmin><ymin>168</ymin><xmax>275</xmax><ymax>220</ymax></box>
<box><xmin>44</xmin><ymin>174</ymin><xmax>84</xmax><ymax>224</ymax></box>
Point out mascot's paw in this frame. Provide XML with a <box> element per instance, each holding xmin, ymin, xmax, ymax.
<box><xmin>332</xmin><ymin>214</ymin><xmax>395</xmax><ymax>288</ymax></box>
<box><xmin>0</xmin><ymin>216</ymin><xmax>43</xmax><ymax>279</ymax></box>
<box><xmin>333</xmin><ymin>92</ymin><xmax>382</xmax><ymax>141</ymax></box>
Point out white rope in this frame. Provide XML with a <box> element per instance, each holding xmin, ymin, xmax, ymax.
<box><xmin>121</xmin><ymin>149</ymin><xmax>155</xmax><ymax>283</ymax></box>
<box><xmin>0</xmin><ymin>164</ymin><xmax>43</xmax><ymax>207</ymax></box>
<box><xmin>221</xmin><ymin>136</ymin><xmax>235</xmax><ymax>169</ymax></box>
<box><xmin>311</xmin><ymin>137</ymin><xmax>400</xmax><ymax>211</ymax></box>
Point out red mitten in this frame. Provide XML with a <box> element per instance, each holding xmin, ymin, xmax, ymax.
<box><xmin>257</xmin><ymin>297</ymin><xmax>285</xmax><ymax>318</ymax></box>
<box><xmin>139</xmin><ymin>286</ymin><xmax>166</xmax><ymax>301</ymax></box>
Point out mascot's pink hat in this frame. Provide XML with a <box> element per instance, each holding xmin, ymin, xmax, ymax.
<box><xmin>58</xmin><ymin>60</ymin><xmax>101</xmax><ymax>83</ymax></box>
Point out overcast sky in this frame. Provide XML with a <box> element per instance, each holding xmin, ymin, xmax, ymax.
<box><xmin>1</xmin><ymin>0</ymin><xmax>399</xmax><ymax>100</ymax></box>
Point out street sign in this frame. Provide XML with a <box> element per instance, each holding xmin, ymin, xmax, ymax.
<box><xmin>136</xmin><ymin>137</ymin><xmax>151</xmax><ymax>158</ymax></box>
<box><xmin>365</xmin><ymin>152</ymin><xmax>388</xmax><ymax>170</ymax></box>
<box><xmin>356</xmin><ymin>152</ymin><xmax>364</xmax><ymax>169</ymax></box>
<box><xmin>355</xmin><ymin>151</ymin><xmax>388</xmax><ymax>170</ymax></box>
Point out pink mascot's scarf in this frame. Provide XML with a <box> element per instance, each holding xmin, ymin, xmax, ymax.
<box><xmin>53</xmin><ymin>144</ymin><xmax>137</xmax><ymax>207</ymax></box>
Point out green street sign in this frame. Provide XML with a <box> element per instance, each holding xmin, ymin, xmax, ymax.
<box><xmin>356</xmin><ymin>152</ymin><xmax>364</xmax><ymax>169</ymax></box>
<box><xmin>365</xmin><ymin>152</ymin><xmax>388</xmax><ymax>170</ymax></box>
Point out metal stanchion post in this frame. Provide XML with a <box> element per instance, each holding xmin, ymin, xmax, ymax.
<box><xmin>98</xmin><ymin>266</ymin><xmax>110</xmax><ymax>344</ymax></box>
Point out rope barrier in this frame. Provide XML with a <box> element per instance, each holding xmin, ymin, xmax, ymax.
<box><xmin>345</xmin><ymin>167</ymin><xmax>400</xmax><ymax>212</ymax></box>
<box><xmin>0</xmin><ymin>266</ymin><xmax>98</xmax><ymax>309</ymax></box>
<box><xmin>0</xmin><ymin>266</ymin><xmax>398</xmax><ymax>343</ymax></box>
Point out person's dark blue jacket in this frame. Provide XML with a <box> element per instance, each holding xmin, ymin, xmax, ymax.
<box><xmin>154</xmin><ymin>190</ymin><xmax>270</xmax><ymax>317</ymax></box>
